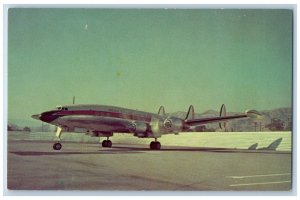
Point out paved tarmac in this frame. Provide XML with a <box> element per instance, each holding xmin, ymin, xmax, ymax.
<box><xmin>7</xmin><ymin>139</ymin><xmax>292</xmax><ymax>191</ymax></box>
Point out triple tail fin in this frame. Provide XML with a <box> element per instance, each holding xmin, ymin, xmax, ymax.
<box><xmin>185</xmin><ymin>105</ymin><xmax>195</xmax><ymax>120</ymax></box>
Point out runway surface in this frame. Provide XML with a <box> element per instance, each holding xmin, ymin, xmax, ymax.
<box><xmin>7</xmin><ymin>132</ymin><xmax>292</xmax><ymax>191</ymax></box>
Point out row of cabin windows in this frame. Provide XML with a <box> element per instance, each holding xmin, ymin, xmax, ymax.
<box><xmin>55</xmin><ymin>107</ymin><xmax>150</xmax><ymax>119</ymax></box>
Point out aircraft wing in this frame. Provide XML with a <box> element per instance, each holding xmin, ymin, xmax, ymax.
<box><xmin>185</xmin><ymin>114</ymin><xmax>247</xmax><ymax>126</ymax></box>
<box><xmin>185</xmin><ymin>109</ymin><xmax>261</xmax><ymax>127</ymax></box>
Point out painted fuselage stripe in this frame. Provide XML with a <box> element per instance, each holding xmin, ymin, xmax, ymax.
<box><xmin>51</xmin><ymin>110</ymin><xmax>153</xmax><ymax>122</ymax></box>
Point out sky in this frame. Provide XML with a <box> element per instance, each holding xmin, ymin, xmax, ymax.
<box><xmin>7</xmin><ymin>8</ymin><xmax>293</xmax><ymax>121</ymax></box>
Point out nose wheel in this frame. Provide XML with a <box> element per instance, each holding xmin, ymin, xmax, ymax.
<box><xmin>53</xmin><ymin>142</ymin><xmax>62</xmax><ymax>150</ymax></box>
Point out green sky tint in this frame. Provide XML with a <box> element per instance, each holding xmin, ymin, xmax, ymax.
<box><xmin>8</xmin><ymin>9</ymin><xmax>293</xmax><ymax>120</ymax></box>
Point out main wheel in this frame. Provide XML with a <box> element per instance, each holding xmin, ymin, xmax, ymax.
<box><xmin>150</xmin><ymin>141</ymin><xmax>161</xmax><ymax>150</ymax></box>
<box><xmin>53</xmin><ymin>142</ymin><xmax>62</xmax><ymax>150</ymax></box>
<box><xmin>102</xmin><ymin>140</ymin><xmax>108</xmax><ymax>147</ymax></box>
<box><xmin>150</xmin><ymin>141</ymin><xmax>155</xmax><ymax>149</ymax></box>
<box><xmin>154</xmin><ymin>142</ymin><xmax>161</xmax><ymax>150</ymax></box>
<box><xmin>106</xmin><ymin>140</ymin><xmax>112</xmax><ymax>147</ymax></box>
<box><xmin>102</xmin><ymin>140</ymin><xmax>112</xmax><ymax>148</ymax></box>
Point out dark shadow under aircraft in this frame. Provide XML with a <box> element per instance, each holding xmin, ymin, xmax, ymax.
<box><xmin>32</xmin><ymin>104</ymin><xmax>261</xmax><ymax>150</ymax></box>
<box><xmin>248</xmin><ymin>138</ymin><xmax>283</xmax><ymax>151</ymax></box>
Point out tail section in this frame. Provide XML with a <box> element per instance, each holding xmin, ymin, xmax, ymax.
<box><xmin>185</xmin><ymin>105</ymin><xmax>195</xmax><ymax>120</ymax></box>
<box><xmin>158</xmin><ymin>106</ymin><xmax>166</xmax><ymax>116</ymax></box>
<box><xmin>219</xmin><ymin>104</ymin><xmax>227</xmax><ymax>129</ymax></box>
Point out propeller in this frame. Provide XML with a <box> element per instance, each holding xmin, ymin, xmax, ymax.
<box><xmin>150</xmin><ymin>116</ymin><xmax>164</xmax><ymax>137</ymax></box>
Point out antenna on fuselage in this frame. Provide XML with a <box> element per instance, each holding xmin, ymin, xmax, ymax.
<box><xmin>73</xmin><ymin>96</ymin><xmax>75</xmax><ymax>104</ymax></box>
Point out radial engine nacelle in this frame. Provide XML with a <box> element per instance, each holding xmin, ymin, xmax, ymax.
<box><xmin>128</xmin><ymin>121</ymin><xmax>148</xmax><ymax>133</ymax></box>
<box><xmin>163</xmin><ymin>117</ymin><xmax>184</xmax><ymax>132</ymax></box>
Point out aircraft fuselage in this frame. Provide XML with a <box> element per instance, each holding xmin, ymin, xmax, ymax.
<box><xmin>32</xmin><ymin>104</ymin><xmax>166</xmax><ymax>137</ymax></box>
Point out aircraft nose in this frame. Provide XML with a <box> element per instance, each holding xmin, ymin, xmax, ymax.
<box><xmin>31</xmin><ymin>114</ymin><xmax>41</xmax><ymax>120</ymax></box>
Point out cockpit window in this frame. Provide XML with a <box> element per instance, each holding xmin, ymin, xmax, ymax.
<box><xmin>56</xmin><ymin>106</ymin><xmax>68</xmax><ymax>111</ymax></box>
<box><xmin>56</xmin><ymin>106</ymin><xmax>62</xmax><ymax>110</ymax></box>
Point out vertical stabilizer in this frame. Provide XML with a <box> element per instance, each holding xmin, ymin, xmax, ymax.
<box><xmin>185</xmin><ymin>105</ymin><xmax>195</xmax><ymax>120</ymax></box>
<box><xmin>219</xmin><ymin>104</ymin><xmax>227</xmax><ymax>129</ymax></box>
<box><xmin>158</xmin><ymin>106</ymin><xmax>166</xmax><ymax>116</ymax></box>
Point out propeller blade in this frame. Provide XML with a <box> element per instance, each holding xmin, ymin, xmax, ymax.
<box><xmin>150</xmin><ymin>116</ymin><xmax>163</xmax><ymax>137</ymax></box>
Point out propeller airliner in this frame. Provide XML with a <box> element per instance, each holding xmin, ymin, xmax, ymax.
<box><xmin>32</xmin><ymin>104</ymin><xmax>261</xmax><ymax>150</ymax></box>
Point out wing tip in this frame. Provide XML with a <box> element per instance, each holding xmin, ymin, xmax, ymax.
<box><xmin>245</xmin><ymin>110</ymin><xmax>262</xmax><ymax>118</ymax></box>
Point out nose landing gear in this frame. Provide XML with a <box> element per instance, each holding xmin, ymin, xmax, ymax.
<box><xmin>53</xmin><ymin>142</ymin><xmax>62</xmax><ymax>150</ymax></box>
<box><xmin>53</xmin><ymin>127</ymin><xmax>63</xmax><ymax>150</ymax></box>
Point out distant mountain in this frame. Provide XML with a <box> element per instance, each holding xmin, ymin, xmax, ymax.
<box><xmin>7</xmin><ymin>118</ymin><xmax>56</xmax><ymax>132</ymax></box>
<box><xmin>8</xmin><ymin>118</ymin><xmax>41</xmax><ymax>127</ymax></box>
<box><xmin>261</xmin><ymin>108</ymin><xmax>292</xmax><ymax>122</ymax></box>
<box><xmin>200</xmin><ymin>109</ymin><xmax>219</xmax><ymax>116</ymax></box>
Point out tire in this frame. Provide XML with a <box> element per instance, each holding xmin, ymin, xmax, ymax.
<box><xmin>102</xmin><ymin>140</ymin><xmax>108</xmax><ymax>147</ymax></box>
<box><xmin>154</xmin><ymin>142</ymin><xmax>161</xmax><ymax>150</ymax></box>
<box><xmin>150</xmin><ymin>141</ymin><xmax>161</xmax><ymax>150</ymax></box>
<box><xmin>107</xmin><ymin>140</ymin><xmax>112</xmax><ymax>148</ymax></box>
<box><xmin>53</xmin><ymin>142</ymin><xmax>62</xmax><ymax>150</ymax></box>
<box><xmin>150</xmin><ymin>141</ymin><xmax>155</xmax><ymax>150</ymax></box>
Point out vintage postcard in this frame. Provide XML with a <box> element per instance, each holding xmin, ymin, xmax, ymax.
<box><xmin>6</xmin><ymin>7</ymin><xmax>293</xmax><ymax>192</ymax></box>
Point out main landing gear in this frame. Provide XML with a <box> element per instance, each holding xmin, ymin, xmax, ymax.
<box><xmin>53</xmin><ymin>127</ymin><xmax>63</xmax><ymax>151</ymax></box>
<box><xmin>53</xmin><ymin>142</ymin><xmax>62</xmax><ymax>150</ymax></box>
<box><xmin>102</xmin><ymin>137</ymin><xmax>112</xmax><ymax>148</ymax></box>
<box><xmin>150</xmin><ymin>138</ymin><xmax>161</xmax><ymax>150</ymax></box>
